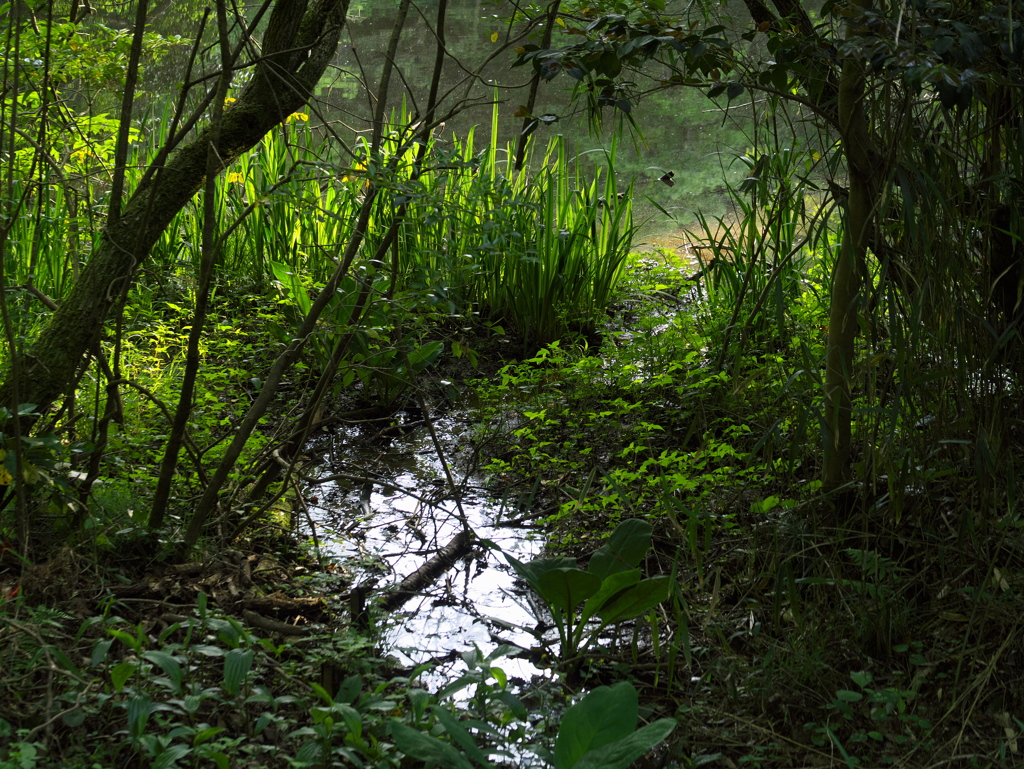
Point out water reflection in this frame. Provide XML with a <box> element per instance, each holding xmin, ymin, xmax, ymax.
<box><xmin>304</xmin><ymin>415</ymin><xmax>550</xmax><ymax>689</ymax></box>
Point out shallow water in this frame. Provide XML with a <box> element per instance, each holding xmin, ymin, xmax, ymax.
<box><xmin>303</xmin><ymin>413</ymin><xmax>550</xmax><ymax>688</ymax></box>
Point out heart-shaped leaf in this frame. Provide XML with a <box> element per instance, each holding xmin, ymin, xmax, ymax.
<box><xmin>588</xmin><ymin>519</ymin><xmax>653</xmax><ymax>582</ymax></box>
<box><xmin>579</xmin><ymin>568</ymin><xmax>641</xmax><ymax>625</ymax></box>
<box><xmin>554</xmin><ymin>681</ymin><xmax>638</xmax><ymax>769</ymax></box>
<box><xmin>537</xmin><ymin>568</ymin><xmax>602</xmax><ymax>611</ymax></box>
<box><xmin>506</xmin><ymin>554</ymin><xmax>577</xmax><ymax>593</ymax></box>
<box><xmin>573</xmin><ymin>718</ymin><xmax>678</xmax><ymax>769</ymax></box>
<box><xmin>596</xmin><ymin>576</ymin><xmax>671</xmax><ymax>624</ymax></box>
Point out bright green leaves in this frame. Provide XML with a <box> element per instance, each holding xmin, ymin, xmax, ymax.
<box><xmin>269</xmin><ymin>260</ymin><xmax>444</xmax><ymax>403</ymax></box>
<box><xmin>555</xmin><ymin>681</ymin><xmax>639</xmax><ymax>769</ymax></box>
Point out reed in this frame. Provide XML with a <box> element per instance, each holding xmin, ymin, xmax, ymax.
<box><xmin>7</xmin><ymin>96</ymin><xmax>635</xmax><ymax>370</ymax></box>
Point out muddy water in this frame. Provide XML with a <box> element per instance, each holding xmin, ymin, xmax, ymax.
<box><xmin>303</xmin><ymin>413</ymin><xmax>550</xmax><ymax>688</ymax></box>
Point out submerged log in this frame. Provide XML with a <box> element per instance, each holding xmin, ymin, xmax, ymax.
<box><xmin>378</xmin><ymin>530</ymin><xmax>474</xmax><ymax>612</ymax></box>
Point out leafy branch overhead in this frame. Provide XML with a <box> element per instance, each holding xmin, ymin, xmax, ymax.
<box><xmin>514</xmin><ymin>0</ymin><xmax>1024</xmax><ymax>118</ymax></box>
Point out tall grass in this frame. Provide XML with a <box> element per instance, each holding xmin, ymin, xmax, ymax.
<box><xmin>8</xmin><ymin>97</ymin><xmax>635</xmax><ymax>359</ymax></box>
<box><xmin>389</xmin><ymin>104</ymin><xmax>635</xmax><ymax>347</ymax></box>
<box><xmin>685</xmin><ymin>144</ymin><xmax>831</xmax><ymax>372</ymax></box>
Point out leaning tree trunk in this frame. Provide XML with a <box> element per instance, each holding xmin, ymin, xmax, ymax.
<box><xmin>0</xmin><ymin>0</ymin><xmax>349</xmax><ymax>430</ymax></box>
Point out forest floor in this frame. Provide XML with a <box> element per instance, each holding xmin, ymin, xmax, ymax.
<box><xmin>2</xmin><ymin>252</ymin><xmax>1024</xmax><ymax>769</ymax></box>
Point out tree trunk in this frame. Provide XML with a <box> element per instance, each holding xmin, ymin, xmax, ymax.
<box><xmin>0</xmin><ymin>0</ymin><xmax>349</xmax><ymax>429</ymax></box>
<box><xmin>824</xmin><ymin>2</ymin><xmax>879</xmax><ymax>490</ymax></box>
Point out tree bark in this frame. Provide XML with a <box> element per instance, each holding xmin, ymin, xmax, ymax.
<box><xmin>0</xmin><ymin>0</ymin><xmax>349</xmax><ymax>429</ymax></box>
<box><xmin>824</xmin><ymin>2</ymin><xmax>879</xmax><ymax>490</ymax></box>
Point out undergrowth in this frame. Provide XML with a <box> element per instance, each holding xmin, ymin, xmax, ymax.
<box><xmin>469</xmin><ymin>250</ymin><xmax>1024</xmax><ymax>767</ymax></box>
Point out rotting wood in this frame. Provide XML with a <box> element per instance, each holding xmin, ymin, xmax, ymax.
<box><xmin>378</xmin><ymin>530</ymin><xmax>474</xmax><ymax>612</ymax></box>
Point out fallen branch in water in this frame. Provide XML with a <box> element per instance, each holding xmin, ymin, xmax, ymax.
<box><xmin>378</xmin><ymin>530</ymin><xmax>474</xmax><ymax>612</ymax></box>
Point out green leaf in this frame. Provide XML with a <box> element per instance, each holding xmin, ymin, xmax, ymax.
<box><xmin>153</xmin><ymin>743</ymin><xmax>191</xmax><ymax>769</ymax></box>
<box><xmin>597</xmin><ymin>51</ymin><xmax>622</xmax><ymax>78</ymax></box>
<box><xmin>127</xmin><ymin>692</ymin><xmax>152</xmax><ymax>739</ymax></box>
<box><xmin>254</xmin><ymin>713</ymin><xmax>274</xmax><ymax>735</ymax></box>
<box><xmin>573</xmin><ymin>718</ymin><xmax>677</xmax><ymax>769</ymax></box>
<box><xmin>494</xmin><ymin>690</ymin><xmax>528</xmax><ymax>721</ymax></box>
<box><xmin>193</xmin><ymin>726</ymin><xmax>226</xmax><ymax>745</ymax></box>
<box><xmin>406</xmin><ymin>340</ymin><xmax>444</xmax><ymax>372</ymax></box>
<box><xmin>62</xmin><ymin>709</ymin><xmax>86</xmax><ymax>727</ymax></box>
<box><xmin>432</xmin><ymin>707</ymin><xmax>493</xmax><ymax>767</ymax></box>
<box><xmin>109</xmin><ymin>628</ymin><xmax>141</xmax><ymax>653</ymax></box>
<box><xmin>849</xmin><ymin>670</ymin><xmax>872</xmax><ymax>688</ymax></box>
<box><xmin>587</xmin><ymin>519</ymin><xmax>652</xmax><ymax>581</ymax></box>
<box><xmin>111</xmin><ymin>660</ymin><xmax>136</xmax><ymax>692</ymax></box>
<box><xmin>46</xmin><ymin>645</ymin><xmax>82</xmax><ymax>678</ymax></box>
<box><xmin>554</xmin><ymin>681</ymin><xmax>638</xmax><ymax>769</ymax></box>
<box><xmin>143</xmin><ymin>650</ymin><xmax>184</xmax><ymax>693</ymax></box>
<box><xmin>537</xmin><ymin>568</ymin><xmax>602</xmax><ymax>611</ymax></box>
<box><xmin>596</xmin><ymin>576</ymin><xmax>671</xmax><ymax>623</ymax></box>
<box><xmin>506</xmin><ymin>554</ymin><xmax>577</xmax><ymax>593</ymax></box>
<box><xmin>391</xmin><ymin>720</ymin><xmax>475</xmax><ymax>769</ymax></box>
<box><xmin>270</xmin><ymin>261</ymin><xmax>312</xmax><ymax>315</ymax></box>
<box><xmin>223</xmin><ymin>648</ymin><xmax>254</xmax><ymax>696</ymax></box>
<box><xmin>490</xmin><ymin>665</ymin><xmax>507</xmax><ymax>689</ymax></box>
<box><xmin>579</xmin><ymin>569</ymin><xmax>641</xmax><ymax>625</ymax></box>
<box><xmin>836</xmin><ymin>690</ymin><xmax>863</xmax><ymax>702</ymax></box>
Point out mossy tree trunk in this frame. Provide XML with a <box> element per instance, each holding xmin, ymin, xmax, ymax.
<box><xmin>0</xmin><ymin>0</ymin><xmax>349</xmax><ymax>429</ymax></box>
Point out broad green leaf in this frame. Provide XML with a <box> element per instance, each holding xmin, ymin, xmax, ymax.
<box><xmin>193</xmin><ymin>726</ymin><xmax>226</xmax><ymax>745</ymax></box>
<box><xmin>436</xmin><ymin>672</ymin><xmax>481</xmax><ymax>702</ymax></box>
<box><xmin>46</xmin><ymin>645</ymin><xmax>82</xmax><ymax>678</ymax></box>
<box><xmin>270</xmin><ymin>261</ymin><xmax>311</xmax><ymax>315</ymax></box>
<box><xmin>223</xmin><ymin>648</ymin><xmax>254</xmax><ymax>696</ymax></box>
<box><xmin>391</xmin><ymin>720</ymin><xmax>475</xmax><ymax>769</ymax></box>
<box><xmin>579</xmin><ymin>569</ymin><xmax>641</xmax><ymax>625</ymax></box>
<box><xmin>406</xmin><ymin>340</ymin><xmax>444</xmax><ymax>371</ymax></box>
<box><xmin>111</xmin><ymin>660</ymin><xmax>135</xmax><ymax>692</ymax></box>
<box><xmin>536</xmin><ymin>568</ymin><xmax>602</xmax><ymax>611</ymax></box>
<box><xmin>596</xmin><ymin>576</ymin><xmax>671</xmax><ymax>624</ymax></box>
<box><xmin>91</xmin><ymin>638</ymin><xmax>112</xmax><ymax>667</ymax></box>
<box><xmin>506</xmin><ymin>554</ymin><xmax>577</xmax><ymax>593</ymax></box>
<box><xmin>62</xmin><ymin>709</ymin><xmax>86</xmax><ymax>727</ymax></box>
<box><xmin>573</xmin><ymin>718</ymin><xmax>677</xmax><ymax>769</ymax></box>
<box><xmin>554</xmin><ymin>681</ymin><xmax>638</xmax><ymax>769</ymax></box>
<box><xmin>254</xmin><ymin>713</ymin><xmax>274</xmax><ymax>736</ymax></box>
<box><xmin>127</xmin><ymin>692</ymin><xmax>152</xmax><ymax>739</ymax></box>
<box><xmin>490</xmin><ymin>665</ymin><xmax>507</xmax><ymax>689</ymax></box>
<box><xmin>587</xmin><ymin>519</ymin><xmax>652</xmax><ymax>581</ymax></box>
<box><xmin>153</xmin><ymin>742</ymin><xmax>191</xmax><ymax>769</ymax></box>
<box><xmin>308</xmin><ymin>682</ymin><xmax>335</xmax><ymax>706</ymax></box>
<box><xmin>143</xmin><ymin>650</ymin><xmax>183</xmax><ymax>693</ymax></box>
<box><xmin>109</xmin><ymin>628</ymin><xmax>141</xmax><ymax>653</ymax></box>
<box><xmin>295</xmin><ymin>740</ymin><xmax>320</xmax><ymax>765</ymax></box>
<box><xmin>494</xmin><ymin>690</ymin><xmax>528</xmax><ymax>720</ymax></box>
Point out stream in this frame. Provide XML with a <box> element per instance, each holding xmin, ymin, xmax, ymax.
<box><xmin>302</xmin><ymin>410</ymin><xmax>550</xmax><ymax>690</ymax></box>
